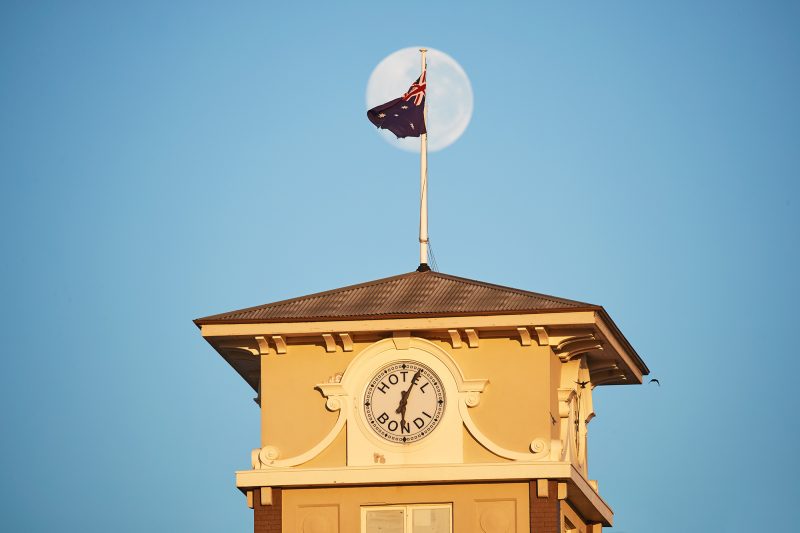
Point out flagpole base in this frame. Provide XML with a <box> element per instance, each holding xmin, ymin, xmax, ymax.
<box><xmin>417</xmin><ymin>263</ymin><xmax>431</xmax><ymax>272</ymax></box>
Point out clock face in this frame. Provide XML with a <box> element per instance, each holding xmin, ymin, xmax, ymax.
<box><xmin>363</xmin><ymin>360</ymin><xmax>446</xmax><ymax>444</ymax></box>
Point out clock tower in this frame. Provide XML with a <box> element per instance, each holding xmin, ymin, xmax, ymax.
<box><xmin>194</xmin><ymin>269</ymin><xmax>648</xmax><ymax>532</ymax></box>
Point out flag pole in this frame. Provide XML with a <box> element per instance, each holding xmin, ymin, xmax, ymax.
<box><xmin>418</xmin><ymin>48</ymin><xmax>430</xmax><ymax>271</ymax></box>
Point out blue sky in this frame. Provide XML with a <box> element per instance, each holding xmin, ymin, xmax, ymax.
<box><xmin>1</xmin><ymin>2</ymin><xmax>798</xmax><ymax>531</ymax></box>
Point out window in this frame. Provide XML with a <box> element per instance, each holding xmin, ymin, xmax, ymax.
<box><xmin>361</xmin><ymin>504</ymin><xmax>452</xmax><ymax>533</ymax></box>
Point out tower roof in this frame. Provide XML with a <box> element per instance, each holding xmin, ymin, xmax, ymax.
<box><xmin>195</xmin><ymin>269</ymin><xmax>648</xmax><ymax>388</ymax></box>
<box><xmin>194</xmin><ymin>269</ymin><xmax>598</xmax><ymax>325</ymax></box>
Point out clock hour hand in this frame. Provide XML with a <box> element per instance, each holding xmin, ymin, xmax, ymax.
<box><xmin>398</xmin><ymin>400</ymin><xmax>408</xmax><ymax>427</ymax></box>
<box><xmin>395</xmin><ymin>369</ymin><xmax>423</xmax><ymax>418</ymax></box>
<box><xmin>395</xmin><ymin>388</ymin><xmax>410</xmax><ymax>426</ymax></box>
<box><xmin>396</xmin><ymin>390</ymin><xmax>409</xmax><ymax>414</ymax></box>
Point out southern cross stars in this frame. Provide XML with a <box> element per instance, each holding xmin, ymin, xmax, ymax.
<box><xmin>366</xmin><ymin>72</ymin><xmax>426</xmax><ymax>138</ymax></box>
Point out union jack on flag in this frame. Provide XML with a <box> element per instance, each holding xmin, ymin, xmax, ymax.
<box><xmin>367</xmin><ymin>73</ymin><xmax>427</xmax><ymax>139</ymax></box>
<box><xmin>402</xmin><ymin>72</ymin><xmax>426</xmax><ymax>106</ymax></box>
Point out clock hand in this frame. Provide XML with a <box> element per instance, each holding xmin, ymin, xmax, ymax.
<box><xmin>395</xmin><ymin>369</ymin><xmax>423</xmax><ymax>415</ymax></box>
<box><xmin>399</xmin><ymin>400</ymin><xmax>408</xmax><ymax>428</ymax></box>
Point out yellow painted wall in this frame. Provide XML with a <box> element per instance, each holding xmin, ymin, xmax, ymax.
<box><xmin>283</xmin><ymin>482</ymin><xmax>530</xmax><ymax>533</ymax></box>
<box><xmin>462</xmin><ymin>426</ymin><xmax>510</xmax><ymax>463</ymax></box>
<box><xmin>437</xmin><ymin>338</ymin><xmax>553</xmax><ymax>455</ymax></box>
<box><xmin>260</xmin><ymin>341</ymin><xmax>361</xmax><ymax>455</ymax></box>
<box><xmin>300</xmin><ymin>425</ymin><xmax>347</xmax><ymax>468</ymax></box>
<box><xmin>259</xmin><ymin>336</ymin><xmax>556</xmax><ymax>465</ymax></box>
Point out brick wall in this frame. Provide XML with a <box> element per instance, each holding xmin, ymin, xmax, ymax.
<box><xmin>529</xmin><ymin>480</ymin><xmax>560</xmax><ymax>533</ymax></box>
<box><xmin>254</xmin><ymin>488</ymin><xmax>282</xmax><ymax>533</ymax></box>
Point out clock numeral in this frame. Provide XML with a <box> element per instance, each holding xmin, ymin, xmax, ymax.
<box><xmin>422</xmin><ymin>411</ymin><xmax>432</xmax><ymax>419</ymax></box>
<box><xmin>400</xmin><ymin>420</ymin><xmax>411</xmax><ymax>433</ymax></box>
<box><xmin>387</xmin><ymin>420</ymin><xmax>398</xmax><ymax>432</ymax></box>
<box><xmin>413</xmin><ymin>417</ymin><xmax>425</xmax><ymax>429</ymax></box>
<box><xmin>377</xmin><ymin>412</ymin><xmax>389</xmax><ymax>424</ymax></box>
<box><xmin>388</xmin><ymin>373</ymin><xmax>399</xmax><ymax>385</ymax></box>
<box><xmin>420</xmin><ymin>382</ymin><xmax>429</xmax><ymax>393</ymax></box>
<box><xmin>377</xmin><ymin>382</ymin><xmax>390</xmax><ymax>394</ymax></box>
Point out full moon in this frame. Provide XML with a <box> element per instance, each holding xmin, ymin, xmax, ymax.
<box><xmin>366</xmin><ymin>47</ymin><xmax>473</xmax><ymax>152</ymax></box>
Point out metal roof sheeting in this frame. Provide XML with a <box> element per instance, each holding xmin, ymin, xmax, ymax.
<box><xmin>194</xmin><ymin>270</ymin><xmax>597</xmax><ymax>324</ymax></box>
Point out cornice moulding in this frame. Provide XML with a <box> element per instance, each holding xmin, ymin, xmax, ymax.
<box><xmin>200</xmin><ymin>312</ymin><xmax>600</xmax><ymax>337</ymax></box>
<box><xmin>235</xmin><ymin>461</ymin><xmax>613</xmax><ymax>526</ymax></box>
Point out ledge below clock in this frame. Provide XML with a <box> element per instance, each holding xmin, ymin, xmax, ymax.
<box><xmin>235</xmin><ymin>460</ymin><xmax>613</xmax><ymax>525</ymax></box>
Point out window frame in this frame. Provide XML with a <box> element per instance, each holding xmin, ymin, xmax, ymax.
<box><xmin>360</xmin><ymin>503</ymin><xmax>453</xmax><ymax>533</ymax></box>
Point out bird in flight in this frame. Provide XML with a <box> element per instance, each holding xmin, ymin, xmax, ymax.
<box><xmin>575</xmin><ymin>380</ymin><xmax>590</xmax><ymax>389</ymax></box>
<box><xmin>649</xmin><ymin>378</ymin><xmax>660</xmax><ymax>386</ymax></box>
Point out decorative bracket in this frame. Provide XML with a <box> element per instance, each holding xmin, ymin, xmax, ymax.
<box><xmin>593</xmin><ymin>374</ymin><xmax>627</xmax><ymax>385</ymax></box>
<box><xmin>555</xmin><ymin>387</ymin><xmax>578</xmax><ymax>462</ymax></box>
<box><xmin>591</xmin><ymin>365</ymin><xmax>626</xmax><ymax>385</ymax></box>
<box><xmin>217</xmin><ymin>340</ymin><xmax>259</xmax><ymax>356</ymax></box>
<box><xmin>464</xmin><ymin>329</ymin><xmax>479</xmax><ymax>348</ymax></box>
<box><xmin>339</xmin><ymin>333</ymin><xmax>353</xmax><ymax>352</ymax></box>
<box><xmin>554</xmin><ymin>334</ymin><xmax>602</xmax><ymax>362</ymax></box>
<box><xmin>250</xmin><ymin>335</ymin><xmax>288</xmax><ymax>355</ymax></box>
<box><xmin>517</xmin><ymin>327</ymin><xmax>532</xmax><ymax>346</ymax></box>
<box><xmin>322</xmin><ymin>334</ymin><xmax>336</xmax><ymax>353</ymax></box>
<box><xmin>272</xmin><ymin>335</ymin><xmax>287</xmax><ymax>354</ymax></box>
<box><xmin>534</xmin><ymin>326</ymin><xmax>549</xmax><ymax>346</ymax></box>
<box><xmin>447</xmin><ymin>329</ymin><xmax>463</xmax><ymax>349</ymax></box>
<box><xmin>316</xmin><ymin>382</ymin><xmax>347</xmax><ymax>411</ymax></box>
<box><xmin>591</xmin><ymin>362</ymin><xmax>619</xmax><ymax>373</ymax></box>
<box><xmin>255</xmin><ymin>336</ymin><xmax>270</xmax><ymax>355</ymax></box>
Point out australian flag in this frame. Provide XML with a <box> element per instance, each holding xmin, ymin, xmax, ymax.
<box><xmin>367</xmin><ymin>72</ymin><xmax>426</xmax><ymax>138</ymax></box>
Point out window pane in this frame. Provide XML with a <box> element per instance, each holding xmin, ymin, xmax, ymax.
<box><xmin>412</xmin><ymin>507</ymin><xmax>450</xmax><ymax>533</ymax></box>
<box><xmin>365</xmin><ymin>509</ymin><xmax>405</xmax><ymax>533</ymax></box>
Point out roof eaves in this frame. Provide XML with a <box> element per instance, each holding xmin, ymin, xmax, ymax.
<box><xmin>194</xmin><ymin>305</ymin><xmax>604</xmax><ymax>326</ymax></box>
<box><xmin>595</xmin><ymin>307</ymin><xmax>649</xmax><ymax>376</ymax></box>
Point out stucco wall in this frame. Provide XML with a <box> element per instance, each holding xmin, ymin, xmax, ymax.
<box><xmin>282</xmin><ymin>482</ymin><xmax>531</xmax><ymax>533</ymax></box>
<box><xmin>259</xmin><ymin>335</ymin><xmax>557</xmax><ymax>465</ymax></box>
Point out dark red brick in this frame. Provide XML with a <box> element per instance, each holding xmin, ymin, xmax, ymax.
<box><xmin>530</xmin><ymin>480</ymin><xmax>560</xmax><ymax>533</ymax></box>
<box><xmin>254</xmin><ymin>488</ymin><xmax>282</xmax><ymax>533</ymax></box>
